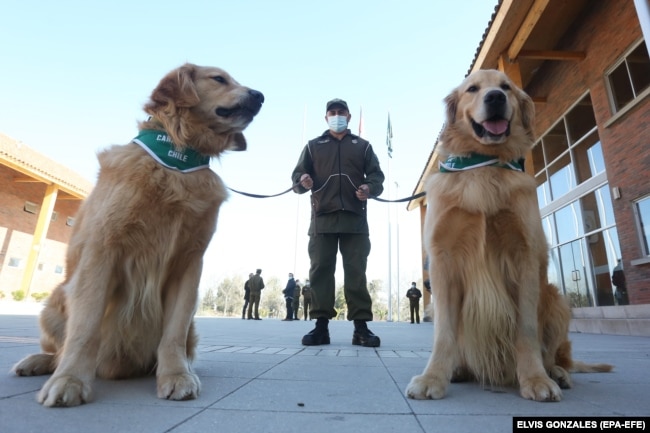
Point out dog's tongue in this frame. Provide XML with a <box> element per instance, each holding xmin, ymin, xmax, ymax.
<box><xmin>482</xmin><ymin>119</ymin><xmax>508</xmax><ymax>135</ymax></box>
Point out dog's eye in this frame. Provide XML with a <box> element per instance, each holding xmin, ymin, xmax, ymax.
<box><xmin>467</xmin><ymin>85</ymin><xmax>479</xmax><ymax>93</ymax></box>
<box><xmin>211</xmin><ymin>76</ymin><xmax>227</xmax><ymax>84</ymax></box>
<box><xmin>501</xmin><ymin>83</ymin><xmax>511</xmax><ymax>91</ymax></box>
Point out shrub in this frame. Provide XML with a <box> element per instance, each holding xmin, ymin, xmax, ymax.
<box><xmin>31</xmin><ymin>292</ymin><xmax>50</xmax><ymax>302</ymax></box>
<box><xmin>11</xmin><ymin>290</ymin><xmax>25</xmax><ymax>301</ymax></box>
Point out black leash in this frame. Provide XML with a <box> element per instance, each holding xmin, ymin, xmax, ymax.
<box><xmin>370</xmin><ymin>191</ymin><xmax>426</xmax><ymax>203</ymax></box>
<box><xmin>226</xmin><ymin>185</ymin><xmax>295</xmax><ymax>199</ymax></box>
<box><xmin>227</xmin><ymin>184</ymin><xmax>426</xmax><ymax>203</ymax></box>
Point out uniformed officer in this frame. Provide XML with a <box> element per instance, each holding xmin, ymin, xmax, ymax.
<box><xmin>291</xmin><ymin>98</ymin><xmax>385</xmax><ymax>347</ymax></box>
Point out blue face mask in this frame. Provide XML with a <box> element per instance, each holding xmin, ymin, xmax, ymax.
<box><xmin>327</xmin><ymin>115</ymin><xmax>348</xmax><ymax>133</ymax></box>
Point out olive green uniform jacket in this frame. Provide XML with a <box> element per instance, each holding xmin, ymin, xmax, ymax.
<box><xmin>291</xmin><ymin>129</ymin><xmax>385</xmax><ymax>235</ymax></box>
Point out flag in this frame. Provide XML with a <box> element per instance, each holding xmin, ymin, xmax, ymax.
<box><xmin>358</xmin><ymin>107</ymin><xmax>364</xmax><ymax>137</ymax></box>
<box><xmin>386</xmin><ymin>112</ymin><xmax>393</xmax><ymax>158</ymax></box>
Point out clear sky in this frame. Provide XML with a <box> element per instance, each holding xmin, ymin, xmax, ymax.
<box><xmin>1</xmin><ymin>0</ymin><xmax>497</xmax><ymax>296</ymax></box>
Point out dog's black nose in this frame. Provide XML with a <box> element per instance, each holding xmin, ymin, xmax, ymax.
<box><xmin>249</xmin><ymin>89</ymin><xmax>264</xmax><ymax>104</ymax></box>
<box><xmin>484</xmin><ymin>90</ymin><xmax>506</xmax><ymax>107</ymax></box>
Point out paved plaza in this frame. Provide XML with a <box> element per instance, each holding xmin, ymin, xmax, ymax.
<box><xmin>0</xmin><ymin>303</ymin><xmax>648</xmax><ymax>433</ymax></box>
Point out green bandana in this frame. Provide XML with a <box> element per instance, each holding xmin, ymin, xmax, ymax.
<box><xmin>133</xmin><ymin>129</ymin><xmax>210</xmax><ymax>173</ymax></box>
<box><xmin>439</xmin><ymin>153</ymin><xmax>523</xmax><ymax>173</ymax></box>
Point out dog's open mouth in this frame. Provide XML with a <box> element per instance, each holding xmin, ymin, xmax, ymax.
<box><xmin>471</xmin><ymin>117</ymin><xmax>510</xmax><ymax>140</ymax></box>
<box><xmin>215</xmin><ymin>104</ymin><xmax>260</xmax><ymax>118</ymax></box>
<box><xmin>216</xmin><ymin>91</ymin><xmax>265</xmax><ymax>119</ymax></box>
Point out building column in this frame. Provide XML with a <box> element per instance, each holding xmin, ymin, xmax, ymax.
<box><xmin>20</xmin><ymin>183</ymin><xmax>58</xmax><ymax>299</ymax></box>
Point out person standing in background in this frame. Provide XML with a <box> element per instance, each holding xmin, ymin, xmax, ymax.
<box><xmin>247</xmin><ymin>269</ymin><xmax>264</xmax><ymax>320</ymax></box>
<box><xmin>282</xmin><ymin>273</ymin><xmax>296</xmax><ymax>321</ymax></box>
<box><xmin>242</xmin><ymin>273</ymin><xmax>253</xmax><ymax>319</ymax></box>
<box><xmin>405</xmin><ymin>282</ymin><xmax>422</xmax><ymax>324</ymax></box>
<box><xmin>612</xmin><ymin>259</ymin><xmax>629</xmax><ymax>305</ymax></box>
<box><xmin>302</xmin><ymin>280</ymin><xmax>312</xmax><ymax>321</ymax></box>
<box><xmin>292</xmin><ymin>279</ymin><xmax>302</xmax><ymax>320</ymax></box>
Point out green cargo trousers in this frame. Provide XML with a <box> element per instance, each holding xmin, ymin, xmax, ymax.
<box><xmin>307</xmin><ymin>233</ymin><xmax>373</xmax><ymax>321</ymax></box>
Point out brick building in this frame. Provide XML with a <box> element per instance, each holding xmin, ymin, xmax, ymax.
<box><xmin>409</xmin><ymin>0</ymin><xmax>650</xmax><ymax>334</ymax></box>
<box><xmin>0</xmin><ymin>133</ymin><xmax>92</xmax><ymax>300</ymax></box>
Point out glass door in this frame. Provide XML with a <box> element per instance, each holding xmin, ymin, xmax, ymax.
<box><xmin>558</xmin><ymin>239</ymin><xmax>594</xmax><ymax>307</ymax></box>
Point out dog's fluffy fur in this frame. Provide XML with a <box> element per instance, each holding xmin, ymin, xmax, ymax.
<box><xmin>405</xmin><ymin>70</ymin><xmax>611</xmax><ymax>402</ymax></box>
<box><xmin>13</xmin><ymin>63</ymin><xmax>263</xmax><ymax>407</ymax></box>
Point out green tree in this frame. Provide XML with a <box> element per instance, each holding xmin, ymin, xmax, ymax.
<box><xmin>260</xmin><ymin>276</ymin><xmax>283</xmax><ymax>318</ymax></box>
<box><xmin>214</xmin><ymin>275</ymin><xmax>244</xmax><ymax>316</ymax></box>
<box><xmin>334</xmin><ymin>283</ymin><xmax>346</xmax><ymax>320</ymax></box>
<box><xmin>200</xmin><ymin>285</ymin><xmax>219</xmax><ymax>315</ymax></box>
<box><xmin>369</xmin><ymin>280</ymin><xmax>388</xmax><ymax>321</ymax></box>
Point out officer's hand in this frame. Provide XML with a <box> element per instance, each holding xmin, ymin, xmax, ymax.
<box><xmin>356</xmin><ymin>184</ymin><xmax>370</xmax><ymax>201</ymax></box>
<box><xmin>300</xmin><ymin>174</ymin><xmax>313</xmax><ymax>190</ymax></box>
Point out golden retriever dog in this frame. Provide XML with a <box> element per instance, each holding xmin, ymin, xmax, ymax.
<box><xmin>13</xmin><ymin>63</ymin><xmax>264</xmax><ymax>407</ymax></box>
<box><xmin>405</xmin><ymin>69</ymin><xmax>611</xmax><ymax>402</ymax></box>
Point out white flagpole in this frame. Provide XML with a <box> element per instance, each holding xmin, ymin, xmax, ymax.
<box><xmin>386</xmin><ymin>111</ymin><xmax>393</xmax><ymax>322</ymax></box>
<box><xmin>387</xmin><ymin>156</ymin><xmax>392</xmax><ymax>322</ymax></box>
<box><xmin>395</xmin><ymin>181</ymin><xmax>400</xmax><ymax>322</ymax></box>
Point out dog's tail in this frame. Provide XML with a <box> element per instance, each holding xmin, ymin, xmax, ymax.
<box><xmin>556</xmin><ymin>340</ymin><xmax>613</xmax><ymax>373</ymax></box>
<box><xmin>570</xmin><ymin>360</ymin><xmax>614</xmax><ymax>373</ymax></box>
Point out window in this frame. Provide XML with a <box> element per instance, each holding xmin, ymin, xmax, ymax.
<box><xmin>541</xmin><ymin>215</ymin><xmax>556</xmax><ymax>245</ymax></box>
<box><xmin>531</xmin><ymin>89</ymin><xmax>634</xmax><ymax>305</ymax></box>
<box><xmin>54</xmin><ymin>265</ymin><xmax>64</xmax><ymax>274</ymax></box>
<box><xmin>547</xmin><ymin>196</ymin><xmax>622</xmax><ymax>308</ymax></box>
<box><xmin>592</xmin><ymin>185</ymin><xmax>616</xmax><ymax>229</ymax></box>
<box><xmin>565</xmin><ymin>96</ymin><xmax>597</xmax><ymax>144</ymax></box>
<box><xmin>555</xmin><ymin>202</ymin><xmax>584</xmax><ymax>244</ymax></box>
<box><xmin>635</xmin><ymin>196</ymin><xmax>650</xmax><ymax>256</ymax></box>
<box><xmin>8</xmin><ymin>257</ymin><xmax>22</xmax><ymax>268</ymax></box>
<box><xmin>536</xmin><ymin>171</ymin><xmax>551</xmax><ymax>207</ymax></box>
<box><xmin>607</xmin><ymin>40</ymin><xmax>650</xmax><ymax>112</ymax></box>
<box><xmin>533</xmin><ymin>94</ymin><xmax>602</xmax><ymax>204</ymax></box>
<box><xmin>66</xmin><ymin>217</ymin><xmax>75</xmax><ymax>227</ymax></box>
<box><xmin>548</xmin><ymin>153</ymin><xmax>575</xmax><ymax>199</ymax></box>
<box><xmin>533</xmin><ymin>93</ymin><xmax>625</xmax><ymax>307</ymax></box>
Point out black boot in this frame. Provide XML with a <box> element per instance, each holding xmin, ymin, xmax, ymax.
<box><xmin>302</xmin><ymin>317</ymin><xmax>330</xmax><ymax>346</ymax></box>
<box><xmin>352</xmin><ymin>320</ymin><xmax>380</xmax><ymax>347</ymax></box>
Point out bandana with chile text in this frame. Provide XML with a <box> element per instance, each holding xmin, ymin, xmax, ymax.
<box><xmin>438</xmin><ymin>153</ymin><xmax>524</xmax><ymax>173</ymax></box>
<box><xmin>133</xmin><ymin>129</ymin><xmax>210</xmax><ymax>173</ymax></box>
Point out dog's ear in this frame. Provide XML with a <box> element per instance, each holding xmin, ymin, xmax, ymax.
<box><xmin>444</xmin><ymin>89</ymin><xmax>459</xmax><ymax>124</ymax></box>
<box><xmin>517</xmin><ymin>89</ymin><xmax>536</xmax><ymax>141</ymax></box>
<box><xmin>229</xmin><ymin>132</ymin><xmax>247</xmax><ymax>151</ymax></box>
<box><xmin>145</xmin><ymin>64</ymin><xmax>201</xmax><ymax>116</ymax></box>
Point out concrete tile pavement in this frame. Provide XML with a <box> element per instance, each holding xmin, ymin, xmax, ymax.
<box><xmin>0</xmin><ymin>306</ymin><xmax>649</xmax><ymax>433</ymax></box>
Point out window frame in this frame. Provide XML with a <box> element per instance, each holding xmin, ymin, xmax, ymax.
<box><xmin>533</xmin><ymin>91</ymin><xmax>601</xmax><ymax>206</ymax></box>
<box><xmin>604</xmin><ymin>38</ymin><xmax>650</xmax><ymax>117</ymax></box>
<box><xmin>632</xmin><ymin>194</ymin><xmax>650</xmax><ymax>260</ymax></box>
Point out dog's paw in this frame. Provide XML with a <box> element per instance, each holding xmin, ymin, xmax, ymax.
<box><xmin>38</xmin><ymin>375</ymin><xmax>92</xmax><ymax>407</ymax></box>
<box><xmin>519</xmin><ymin>375</ymin><xmax>562</xmax><ymax>402</ymax></box>
<box><xmin>13</xmin><ymin>354</ymin><xmax>56</xmax><ymax>376</ymax></box>
<box><xmin>157</xmin><ymin>373</ymin><xmax>201</xmax><ymax>401</ymax></box>
<box><xmin>549</xmin><ymin>365</ymin><xmax>573</xmax><ymax>389</ymax></box>
<box><xmin>405</xmin><ymin>374</ymin><xmax>448</xmax><ymax>400</ymax></box>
